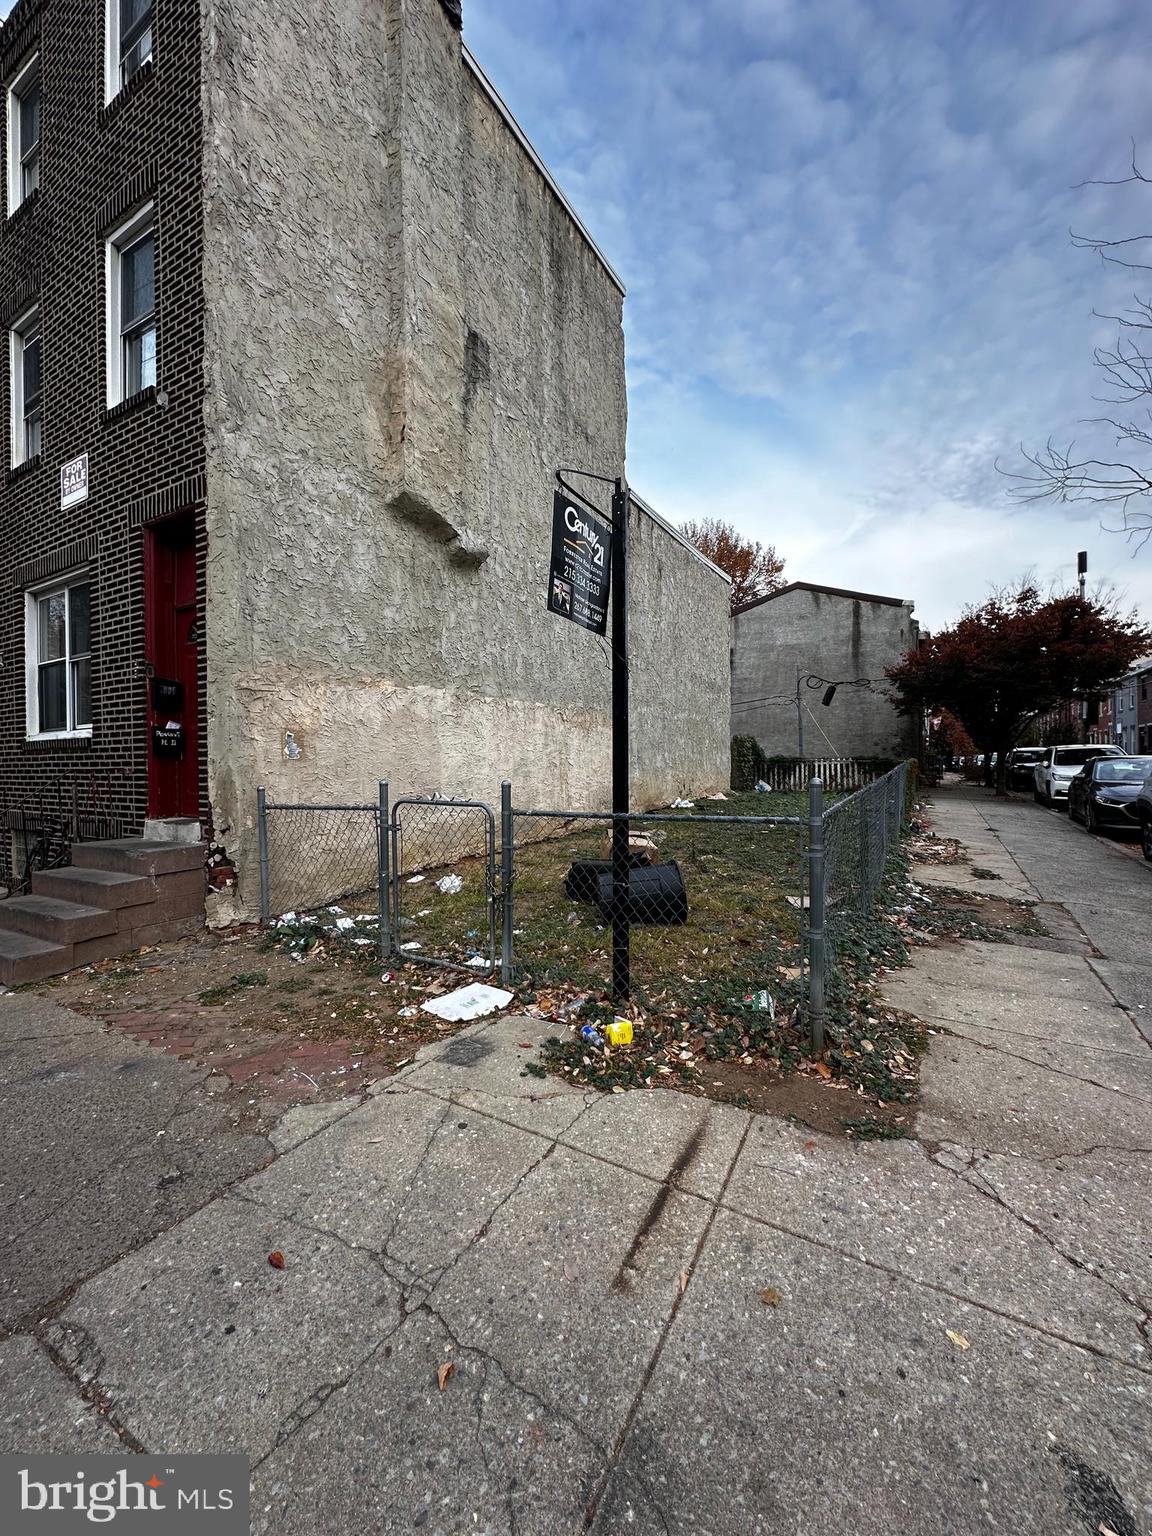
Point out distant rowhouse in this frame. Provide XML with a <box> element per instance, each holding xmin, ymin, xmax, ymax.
<box><xmin>1108</xmin><ymin>658</ymin><xmax>1152</xmax><ymax>755</ymax></box>
<box><xmin>731</xmin><ymin>581</ymin><xmax>920</xmax><ymax>762</ymax></box>
<box><xmin>0</xmin><ymin>0</ymin><xmax>730</xmax><ymax>932</ymax></box>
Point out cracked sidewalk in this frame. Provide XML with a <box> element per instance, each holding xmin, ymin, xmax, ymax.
<box><xmin>0</xmin><ymin>781</ymin><xmax>1150</xmax><ymax>1533</ymax></box>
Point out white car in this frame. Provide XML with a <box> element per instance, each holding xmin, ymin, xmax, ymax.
<box><xmin>1034</xmin><ymin>744</ymin><xmax>1124</xmax><ymax>808</ymax></box>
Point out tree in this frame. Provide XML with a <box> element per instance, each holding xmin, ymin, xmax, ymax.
<box><xmin>931</xmin><ymin>710</ymin><xmax>976</xmax><ymax>765</ymax></box>
<box><xmin>679</xmin><ymin>518</ymin><xmax>786</xmax><ymax>612</ymax></box>
<box><xmin>887</xmin><ymin>583</ymin><xmax>1151</xmax><ymax>795</ymax></box>
<box><xmin>1010</xmin><ymin>150</ymin><xmax>1152</xmax><ymax>545</ymax></box>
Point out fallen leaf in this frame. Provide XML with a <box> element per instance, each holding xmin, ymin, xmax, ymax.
<box><xmin>813</xmin><ymin>1062</ymin><xmax>832</xmax><ymax>1080</ymax></box>
<box><xmin>437</xmin><ymin>1361</ymin><xmax>455</xmax><ymax>1392</ymax></box>
<box><xmin>267</xmin><ymin>1251</ymin><xmax>286</xmax><ymax>1271</ymax></box>
<box><xmin>678</xmin><ymin>1271</ymin><xmax>690</xmax><ymax>1294</ymax></box>
<box><xmin>945</xmin><ymin>1329</ymin><xmax>970</xmax><ymax>1350</ymax></box>
<box><xmin>1099</xmin><ymin>1524</ymin><xmax>1120</xmax><ymax>1536</ymax></box>
<box><xmin>760</xmin><ymin>1287</ymin><xmax>783</xmax><ymax>1307</ymax></box>
<box><xmin>804</xmin><ymin>1140</ymin><xmax>817</xmax><ymax>1151</ymax></box>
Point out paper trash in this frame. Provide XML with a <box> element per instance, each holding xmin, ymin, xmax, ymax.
<box><xmin>422</xmin><ymin>983</ymin><xmax>514</xmax><ymax>1023</ymax></box>
<box><xmin>437</xmin><ymin>875</ymin><xmax>465</xmax><ymax>895</ymax></box>
<box><xmin>670</xmin><ymin>798</ymin><xmax>695</xmax><ymax>809</ymax></box>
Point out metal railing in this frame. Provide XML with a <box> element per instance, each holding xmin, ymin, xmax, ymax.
<box><xmin>256</xmin><ymin>763</ymin><xmax>910</xmax><ymax>1049</ymax></box>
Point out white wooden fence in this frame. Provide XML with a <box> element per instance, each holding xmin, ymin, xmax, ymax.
<box><xmin>754</xmin><ymin>757</ymin><xmax>892</xmax><ymax>793</ymax></box>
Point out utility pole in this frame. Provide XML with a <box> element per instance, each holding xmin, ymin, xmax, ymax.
<box><xmin>1078</xmin><ymin>552</ymin><xmax>1089</xmax><ymax>741</ymax></box>
<box><xmin>610</xmin><ymin>476</ymin><xmax>630</xmax><ymax>1003</ymax></box>
<box><xmin>796</xmin><ymin>668</ymin><xmax>805</xmax><ymax>760</ymax></box>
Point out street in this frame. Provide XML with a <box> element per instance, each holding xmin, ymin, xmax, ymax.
<box><xmin>1</xmin><ymin>780</ymin><xmax>1150</xmax><ymax>1534</ymax></box>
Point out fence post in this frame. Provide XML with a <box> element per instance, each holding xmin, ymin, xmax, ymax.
<box><xmin>256</xmin><ymin>786</ymin><xmax>271</xmax><ymax>926</ymax></box>
<box><xmin>500</xmin><ymin>780</ymin><xmax>514</xmax><ymax>986</ymax></box>
<box><xmin>378</xmin><ymin>781</ymin><xmax>391</xmax><ymax>962</ymax></box>
<box><xmin>807</xmin><ymin>775</ymin><xmax>826</xmax><ymax>1055</ymax></box>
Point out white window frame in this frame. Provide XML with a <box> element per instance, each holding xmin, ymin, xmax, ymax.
<box><xmin>6</xmin><ymin>51</ymin><xmax>40</xmax><ymax>216</ymax></box>
<box><xmin>24</xmin><ymin>572</ymin><xmax>93</xmax><ymax>742</ymax></box>
<box><xmin>9</xmin><ymin>302</ymin><xmax>42</xmax><ymax>466</ymax></box>
<box><xmin>104</xmin><ymin>0</ymin><xmax>154</xmax><ymax>105</ymax></box>
<box><xmin>105</xmin><ymin>202</ymin><xmax>155</xmax><ymax>407</ymax></box>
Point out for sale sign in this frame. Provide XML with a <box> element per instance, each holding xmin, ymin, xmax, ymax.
<box><xmin>59</xmin><ymin>453</ymin><xmax>89</xmax><ymax>510</ymax></box>
<box><xmin>546</xmin><ymin>490</ymin><xmax>611</xmax><ymax>635</ymax></box>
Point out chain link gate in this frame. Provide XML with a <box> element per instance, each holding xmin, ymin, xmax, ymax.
<box><xmin>388</xmin><ymin>797</ymin><xmax>498</xmax><ymax>973</ymax></box>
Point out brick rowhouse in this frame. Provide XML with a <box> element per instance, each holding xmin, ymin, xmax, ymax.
<box><xmin>0</xmin><ymin>0</ymin><xmax>206</xmax><ymax>888</ymax></box>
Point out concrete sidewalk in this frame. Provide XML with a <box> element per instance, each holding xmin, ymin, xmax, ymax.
<box><xmin>1</xmin><ymin>783</ymin><xmax>1150</xmax><ymax>1534</ymax></box>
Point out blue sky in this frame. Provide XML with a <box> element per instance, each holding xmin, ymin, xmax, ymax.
<box><xmin>465</xmin><ymin>0</ymin><xmax>1152</xmax><ymax>628</ymax></box>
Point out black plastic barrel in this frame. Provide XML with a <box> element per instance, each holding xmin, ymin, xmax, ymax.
<box><xmin>595</xmin><ymin>860</ymin><xmax>688</xmax><ymax>925</ymax></box>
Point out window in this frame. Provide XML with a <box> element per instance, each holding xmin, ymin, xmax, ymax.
<box><xmin>105</xmin><ymin>205</ymin><xmax>155</xmax><ymax>405</ymax></box>
<box><xmin>106</xmin><ymin>0</ymin><xmax>153</xmax><ymax>101</ymax></box>
<box><xmin>6</xmin><ymin>52</ymin><xmax>40</xmax><ymax>214</ymax></box>
<box><xmin>9</xmin><ymin>304</ymin><xmax>42</xmax><ymax>465</ymax></box>
<box><xmin>25</xmin><ymin>576</ymin><xmax>91</xmax><ymax>738</ymax></box>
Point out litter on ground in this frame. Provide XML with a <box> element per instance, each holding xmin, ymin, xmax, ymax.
<box><xmin>422</xmin><ymin>983</ymin><xmax>514</xmax><ymax>1023</ymax></box>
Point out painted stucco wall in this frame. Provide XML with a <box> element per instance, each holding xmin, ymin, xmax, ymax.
<box><xmin>200</xmin><ymin>0</ymin><xmax>728</xmax><ymax>916</ymax></box>
<box><xmin>731</xmin><ymin>587</ymin><xmax>919</xmax><ymax>760</ymax></box>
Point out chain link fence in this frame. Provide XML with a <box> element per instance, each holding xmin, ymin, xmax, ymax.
<box><xmin>256</xmin><ymin>764</ymin><xmax>911</xmax><ymax>1043</ymax></box>
<box><xmin>390</xmin><ymin>798</ymin><xmax>497</xmax><ymax>971</ymax></box>
<box><xmin>508</xmin><ymin>806</ymin><xmax>807</xmax><ymax>1009</ymax></box>
<box><xmin>256</xmin><ymin>792</ymin><xmax>382</xmax><ymax>923</ymax></box>
<box><xmin>808</xmin><ymin>762</ymin><xmax>909</xmax><ymax>1047</ymax></box>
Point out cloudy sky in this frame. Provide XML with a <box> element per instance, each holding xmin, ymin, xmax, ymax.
<box><xmin>465</xmin><ymin>0</ymin><xmax>1152</xmax><ymax>629</ymax></box>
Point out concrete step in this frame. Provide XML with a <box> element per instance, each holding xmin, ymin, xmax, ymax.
<box><xmin>31</xmin><ymin>866</ymin><xmax>154</xmax><ymax>910</ymax></box>
<box><xmin>0</xmin><ymin>895</ymin><xmax>117</xmax><ymax>945</ymax></box>
<box><xmin>71</xmin><ymin>839</ymin><xmax>205</xmax><ymax>877</ymax></box>
<box><xmin>143</xmin><ymin>816</ymin><xmax>203</xmax><ymax>845</ymax></box>
<box><xmin>0</xmin><ymin>930</ymin><xmax>72</xmax><ymax>986</ymax></box>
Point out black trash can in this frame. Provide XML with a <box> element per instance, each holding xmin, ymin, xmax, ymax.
<box><xmin>565</xmin><ymin>854</ymin><xmax>651</xmax><ymax>903</ymax></box>
<box><xmin>595</xmin><ymin>860</ymin><xmax>688</xmax><ymax>925</ymax></box>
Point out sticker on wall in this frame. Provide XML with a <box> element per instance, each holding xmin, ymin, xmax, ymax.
<box><xmin>283</xmin><ymin>728</ymin><xmax>303</xmax><ymax>762</ymax></box>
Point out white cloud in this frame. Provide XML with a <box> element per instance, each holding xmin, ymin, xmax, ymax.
<box><xmin>464</xmin><ymin>0</ymin><xmax>1152</xmax><ymax>627</ymax></box>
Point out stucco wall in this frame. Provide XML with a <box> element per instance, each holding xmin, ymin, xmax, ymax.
<box><xmin>201</xmin><ymin>0</ymin><xmax>728</xmax><ymax>915</ymax></box>
<box><xmin>731</xmin><ymin>587</ymin><xmax>918</xmax><ymax>760</ymax></box>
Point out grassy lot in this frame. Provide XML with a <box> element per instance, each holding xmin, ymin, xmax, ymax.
<box><xmin>256</xmin><ymin>786</ymin><xmax>938</xmax><ymax>1135</ymax></box>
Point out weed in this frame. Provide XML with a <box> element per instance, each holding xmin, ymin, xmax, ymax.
<box><xmin>842</xmin><ymin>1117</ymin><xmax>909</xmax><ymax>1140</ymax></box>
<box><xmin>199</xmin><ymin>970</ymin><xmax>268</xmax><ymax>1006</ymax></box>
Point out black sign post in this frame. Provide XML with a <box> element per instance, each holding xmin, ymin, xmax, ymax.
<box><xmin>608</xmin><ymin>476</ymin><xmax>630</xmax><ymax>1003</ymax></box>
<box><xmin>549</xmin><ymin>471</ymin><xmax>631</xmax><ymax>1003</ymax></box>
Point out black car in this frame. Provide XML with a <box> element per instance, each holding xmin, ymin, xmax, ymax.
<box><xmin>1007</xmin><ymin>747</ymin><xmax>1045</xmax><ymax>791</ymax></box>
<box><xmin>1068</xmin><ymin>756</ymin><xmax>1152</xmax><ymax>834</ymax></box>
<box><xmin>1135</xmin><ymin>773</ymin><xmax>1152</xmax><ymax>861</ymax></box>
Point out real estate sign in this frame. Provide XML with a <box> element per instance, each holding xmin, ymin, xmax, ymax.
<box><xmin>59</xmin><ymin>453</ymin><xmax>89</xmax><ymax>510</ymax></box>
<box><xmin>546</xmin><ymin>490</ymin><xmax>610</xmax><ymax>635</ymax></box>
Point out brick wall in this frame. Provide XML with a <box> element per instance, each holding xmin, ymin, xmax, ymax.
<box><xmin>0</xmin><ymin>0</ymin><xmax>205</xmax><ymax>884</ymax></box>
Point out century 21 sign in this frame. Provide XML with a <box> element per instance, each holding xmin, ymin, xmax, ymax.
<box><xmin>546</xmin><ymin>490</ymin><xmax>611</xmax><ymax>636</ymax></box>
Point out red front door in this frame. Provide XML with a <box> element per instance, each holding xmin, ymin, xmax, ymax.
<box><xmin>145</xmin><ymin>515</ymin><xmax>200</xmax><ymax>819</ymax></box>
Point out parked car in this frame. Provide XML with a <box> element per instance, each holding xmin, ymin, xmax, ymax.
<box><xmin>1068</xmin><ymin>756</ymin><xmax>1152</xmax><ymax>833</ymax></box>
<box><xmin>1033</xmin><ymin>743</ymin><xmax>1123</xmax><ymax>808</ymax></box>
<box><xmin>1007</xmin><ymin>747</ymin><xmax>1045</xmax><ymax>791</ymax></box>
<box><xmin>1134</xmin><ymin>772</ymin><xmax>1152</xmax><ymax>861</ymax></box>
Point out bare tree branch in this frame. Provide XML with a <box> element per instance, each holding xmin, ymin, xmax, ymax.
<box><xmin>1009</xmin><ymin>149</ymin><xmax>1152</xmax><ymax>540</ymax></box>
